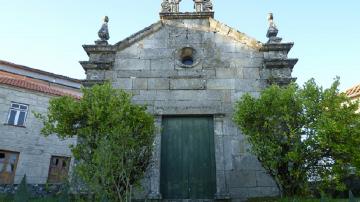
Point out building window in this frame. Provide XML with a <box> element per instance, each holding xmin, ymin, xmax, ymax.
<box><xmin>7</xmin><ymin>103</ymin><xmax>29</xmax><ymax>127</ymax></box>
<box><xmin>0</xmin><ymin>150</ymin><xmax>20</xmax><ymax>184</ymax></box>
<box><xmin>47</xmin><ymin>156</ymin><xmax>71</xmax><ymax>184</ymax></box>
<box><xmin>180</xmin><ymin>47</ymin><xmax>195</xmax><ymax>66</ymax></box>
<box><xmin>176</xmin><ymin>47</ymin><xmax>200</xmax><ymax>68</ymax></box>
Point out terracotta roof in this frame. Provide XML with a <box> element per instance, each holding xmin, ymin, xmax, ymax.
<box><xmin>0</xmin><ymin>73</ymin><xmax>81</xmax><ymax>99</ymax></box>
<box><xmin>345</xmin><ymin>84</ymin><xmax>360</xmax><ymax>98</ymax></box>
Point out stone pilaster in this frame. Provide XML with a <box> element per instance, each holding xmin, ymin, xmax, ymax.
<box><xmin>80</xmin><ymin>44</ymin><xmax>116</xmax><ymax>87</ymax></box>
<box><xmin>260</xmin><ymin>13</ymin><xmax>298</xmax><ymax>86</ymax></box>
<box><xmin>214</xmin><ymin>114</ymin><xmax>231</xmax><ymax>200</ymax></box>
<box><xmin>147</xmin><ymin>116</ymin><xmax>163</xmax><ymax>200</ymax></box>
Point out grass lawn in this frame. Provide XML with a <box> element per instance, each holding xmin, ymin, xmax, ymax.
<box><xmin>1</xmin><ymin>195</ymin><xmax>359</xmax><ymax>202</ymax></box>
<box><xmin>247</xmin><ymin>197</ymin><xmax>359</xmax><ymax>202</ymax></box>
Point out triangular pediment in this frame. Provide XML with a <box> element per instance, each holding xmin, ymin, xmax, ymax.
<box><xmin>114</xmin><ymin>17</ymin><xmax>263</xmax><ymax>52</ymax></box>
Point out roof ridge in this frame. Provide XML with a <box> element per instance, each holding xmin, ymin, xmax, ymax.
<box><xmin>0</xmin><ymin>60</ymin><xmax>82</xmax><ymax>83</ymax></box>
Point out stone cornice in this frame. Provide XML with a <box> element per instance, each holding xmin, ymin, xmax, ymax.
<box><xmin>82</xmin><ymin>45</ymin><xmax>116</xmax><ymax>56</ymax></box>
<box><xmin>264</xmin><ymin>59</ymin><xmax>298</xmax><ymax>69</ymax></box>
<box><xmin>160</xmin><ymin>12</ymin><xmax>214</xmax><ymax>20</ymax></box>
<box><xmin>260</xmin><ymin>43</ymin><xmax>294</xmax><ymax>53</ymax></box>
<box><xmin>267</xmin><ymin>77</ymin><xmax>297</xmax><ymax>86</ymax></box>
<box><xmin>114</xmin><ymin>21</ymin><xmax>163</xmax><ymax>51</ymax></box>
<box><xmin>79</xmin><ymin>61</ymin><xmax>114</xmax><ymax>71</ymax></box>
<box><xmin>209</xmin><ymin>19</ymin><xmax>263</xmax><ymax>50</ymax></box>
<box><xmin>82</xmin><ymin>79</ymin><xmax>107</xmax><ymax>87</ymax></box>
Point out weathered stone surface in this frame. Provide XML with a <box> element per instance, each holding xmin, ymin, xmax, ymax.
<box><xmin>229</xmin><ymin>170</ymin><xmax>257</xmax><ymax>188</ymax></box>
<box><xmin>256</xmin><ymin>171</ymin><xmax>278</xmax><ymax>187</ymax></box>
<box><xmin>214</xmin><ymin>135</ymin><xmax>225</xmax><ymax>170</ymax></box>
<box><xmin>153</xmin><ymin>100</ymin><xmax>222</xmax><ymax>115</ymax></box>
<box><xmin>216</xmin><ymin>68</ymin><xmax>244</xmax><ymax>79</ymax></box>
<box><xmin>243</xmin><ymin>67</ymin><xmax>260</xmax><ymax>79</ymax></box>
<box><xmin>223</xmin><ymin>136</ymin><xmax>234</xmax><ymax>170</ymax></box>
<box><xmin>235</xmin><ymin>79</ymin><xmax>263</xmax><ymax>92</ymax></box>
<box><xmin>112</xmin><ymin>78</ymin><xmax>133</xmax><ymax>89</ymax></box>
<box><xmin>132</xmin><ymin>78</ymin><xmax>148</xmax><ymax>90</ymax></box>
<box><xmin>234</xmin><ymin>155</ymin><xmax>263</xmax><ymax>171</ymax></box>
<box><xmin>148</xmin><ymin>78</ymin><xmax>170</xmax><ymax>90</ymax></box>
<box><xmin>170</xmin><ymin>78</ymin><xmax>206</xmax><ymax>90</ymax></box>
<box><xmin>150</xmin><ymin>58</ymin><xmax>175</xmax><ymax>70</ymax></box>
<box><xmin>207</xmin><ymin>79</ymin><xmax>235</xmax><ymax>90</ymax></box>
<box><xmin>114</xmin><ymin>58</ymin><xmax>151</xmax><ymax>70</ymax></box>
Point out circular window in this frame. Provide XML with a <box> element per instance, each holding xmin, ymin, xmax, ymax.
<box><xmin>182</xmin><ymin>56</ymin><xmax>194</xmax><ymax>65</ymax></box>
<box><xmin>177</xmin><ymin>47</ymin><xmax>199</xmax><ymax>68</ymax></box>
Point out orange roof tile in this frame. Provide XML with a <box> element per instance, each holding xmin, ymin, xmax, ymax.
<box><xmin>345</xmin><ymin>84</ymin><xmax>360</xmax><ymax>99</ymax></box>
<box><xmin>0</xmin><ymin>73</ymin><xmax>81</xmax><ymax>99</ymax></box>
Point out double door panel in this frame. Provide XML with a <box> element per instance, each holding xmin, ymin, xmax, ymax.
<box><xmin>160</xmin><ymin>116</ymin><xmax>216</xmax><ymax>199</ymax></box>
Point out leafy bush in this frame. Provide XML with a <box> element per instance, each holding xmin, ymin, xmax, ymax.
<box><xmin>36</xmin><ymin>83</ymin><xmax>156</xmax><ymax>201</ymax></box>
<box><xmin>234</xmin><ymin>79</ymin><xmax>360</xmax><ymax>196</ymax></box>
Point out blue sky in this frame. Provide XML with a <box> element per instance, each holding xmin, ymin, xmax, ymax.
<box><xmin>0</xmin><ymin>0</ymin><xmax>359</xmax><ymax>90</ymax></box>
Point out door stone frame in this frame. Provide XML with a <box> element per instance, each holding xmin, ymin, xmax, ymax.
<box><xmin>147</xmin><ymin>114</ymin><xmax>230</xmax><ymax>200</ymax></box>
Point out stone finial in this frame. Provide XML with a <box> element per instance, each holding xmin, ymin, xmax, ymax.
<box><xmin>202</xmin><ymin>0</ymin><xmax>213</xmax><ymax>12</ymax></box>
<box><xmin>268</xmin><ymin>13</ymin><xmax>276</xmax><ymax>29</ymax></box>
<box><xmin>194</xmin><ymin>0</ymin><xmax>213</xmax><ymax>12</ymax></box>
<box><xmin>161</xmin><ymin>0</ymin><xmax>181</xmax><ymax>13</ymax></box>
<box><xmin>173</xmin><ymin>0</ymin><xmax>182</xmax><ymax>12</ymax></box>
<box><xmin>266</xmin><ymin>13</ymin><xmax>282</xmax><ymax>43</ymax></box>
<box><xmin>96</xmin><ymin>16</ymin><xmax>110</xmax><ymax>45</ymax></box>
<box><xmin>194</xmin><ymin>0</ymin><xmax>203</xmax><ymax>12</ymax></box>
<box><xmin>161</xmin><ymin>0</ymin><xmax>171</xmax><ymax>12</ymax></box>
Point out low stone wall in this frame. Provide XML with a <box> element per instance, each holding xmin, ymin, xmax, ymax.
<box><xmin>0</xmin><ymin>184</ymin><xmax>63</xmax><ymax>197</ymax></box>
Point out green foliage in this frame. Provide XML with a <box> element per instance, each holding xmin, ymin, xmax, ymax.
<box><xmin>57</xmin><ymin>182</ymin><xmax>70</xmax><ymax>202</ymax></box>
<box><xmin>234</xmin><ymin>78</ymin><xmax>360</xmax><ymax>196</ymax></box>
<box><xmin>35</xmin><ymin>83</ymin><xmax>156</xmax><ymax>201</ymax></box>
<box><xmin>14</xmin><ymin>175</ymin><xmax>30</xmax><ymax>202</ymax></box>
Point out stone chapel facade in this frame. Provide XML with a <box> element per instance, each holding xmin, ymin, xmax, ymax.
<box><xmin>81</xmin><ymin>1</ymin><xmax>298</xmax><ymax>201</ymax></box>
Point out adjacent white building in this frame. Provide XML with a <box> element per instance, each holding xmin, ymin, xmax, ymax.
<box><xmin>0</xmin><ymin>60</ymin><xmax>81</xmax><ymax>185</ymax></box>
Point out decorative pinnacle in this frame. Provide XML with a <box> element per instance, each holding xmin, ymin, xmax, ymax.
<box><xmin>266</xmin><ymin>13</ymin><xmax>282</xmax><ymax>43</ymax></box>
<box><xmin>97</xmin><ymin>16</ymin><xmax>110</xmax><ymax>44</ymax></box>
<box><xmin>268</xmin><ymin>13</ymin><xmax>276</xmax><ymax>29</ymax></box>
<box><xmin>161</xmin><ymin>0</ymin><xmax>213</xmax><ymax>13</ymax></box>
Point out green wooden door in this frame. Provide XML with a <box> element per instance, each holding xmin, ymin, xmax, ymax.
<box><xmin>160</xmin><ymin>116</ymin><xmax>216</xmax><ymax>199</ymax></box>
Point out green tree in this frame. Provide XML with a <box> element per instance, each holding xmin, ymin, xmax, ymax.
<box><xmin>36</xmin><ymin>83</ymin><xmax>155</xmax><ymax>201</ymax></box>
<box><xmin>234</xmin><ymin>79</ymin><xmax>360</xmax><ymax>196</ymax></box>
